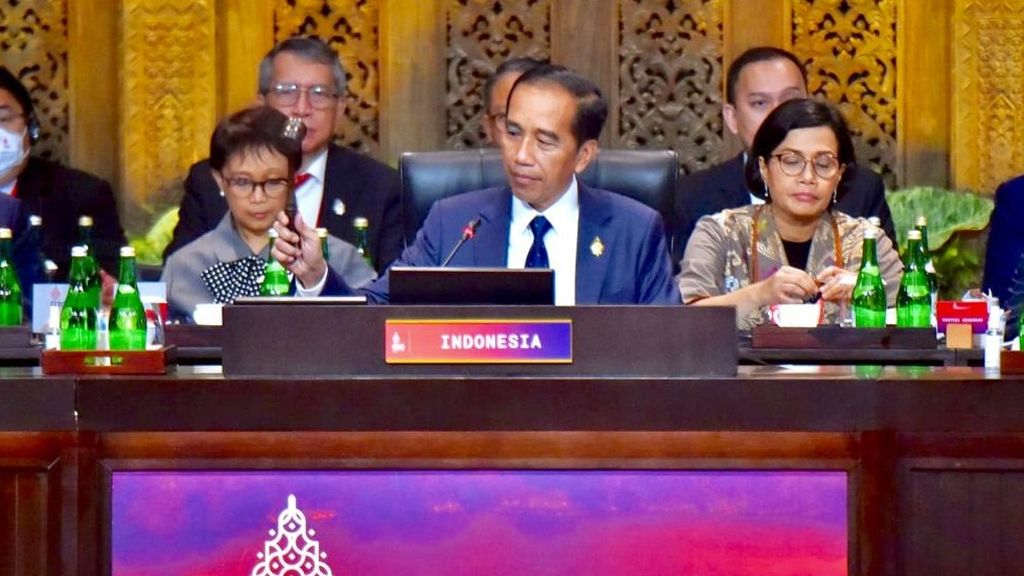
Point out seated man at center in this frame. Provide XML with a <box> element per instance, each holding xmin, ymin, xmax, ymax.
<box><xmin>273</xmin><ymin>64</ymin><xmax>679</xmax><ymax>305</ymax></box>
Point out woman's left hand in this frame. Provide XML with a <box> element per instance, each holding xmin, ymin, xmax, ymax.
<box><xmin>816</xmin><ymin>266</ymin><xmax>857</xmax><ymax>302</ymax></box>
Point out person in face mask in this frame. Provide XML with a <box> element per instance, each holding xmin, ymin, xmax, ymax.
<box><xmin>0</xmin><ymin>67</ymin><xmax>126</xmax><ymax>280</ymax></box>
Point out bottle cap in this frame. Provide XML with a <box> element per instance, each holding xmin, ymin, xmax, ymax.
<box><xmin>71</xmin><ymin>245</ymin><xmax>87</xmax><ymax>257</ymax></box>
<box><xmin>268</xmin><ymin>228</ymin><xmax>279</xmax><ymax>239</ymax></box>
<box><xmin>863</xmin><ymin>226</ymin><xmax>878</xmax><ymax>239</ymax></box>
<box><xmin>316</xmin><ymin>227</ymin><xmax>328</xmax><ymax>239</ymax></box>
<box><xmin>0</xmin><ymin>228</ymin><xmax>12</xmax><ymax>239</ymax></box>
<box><xmin>29</xmin><ymin>215</ymin><xmax>42</xmax><ymax>227</ymax></box>
<box><xmin>353</xmin><ymin>217</ymin><xmax>369</xmax><ymax>229</ymax></box>
<box><xmin>78</xmin><ymin>215</ymin><xmax>94</xmax><ymax>227</ymax></box>
<box><xmin>916</xmin><ymin>215</ymin><xmax>928</xmax><ymax>227</ymax></box>
<box><xmin>907</xmin><ymin>229</ymin><xmax>922</xmax><ymax>240</ymax></box>
<box><xmin>120</xmin><ymin>246</ymin><xmax>136</xmax><ymax>257</ymax></box>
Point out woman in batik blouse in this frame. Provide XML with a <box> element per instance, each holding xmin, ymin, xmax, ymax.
<box><xmin>677</xmin><ymin>98</ymin><xmax>902</xmax><ymax>329</ymax></box>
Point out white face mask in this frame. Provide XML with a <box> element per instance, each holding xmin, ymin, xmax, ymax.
<box><xmin>0</xmin><ymin>125</ymin><xmax>28</xmax><ymax>178</ymax></box>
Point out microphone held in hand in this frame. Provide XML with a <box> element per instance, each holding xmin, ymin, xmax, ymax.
<box><xmin>440</xmin><ymin>217</ymin><xmax>482</xmax><ymax>267</ymax></box>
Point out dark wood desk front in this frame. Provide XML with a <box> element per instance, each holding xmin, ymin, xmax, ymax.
<box><xmin>3</xmin><ymin>366</ymin><xmax>1023</xmax><ymax>576</ymax></box>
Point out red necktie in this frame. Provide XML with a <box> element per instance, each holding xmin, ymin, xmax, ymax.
<box><xmin>294</xmin><ymin>173</ymin><xmax>312</xmax><ymax>188</ymax></box>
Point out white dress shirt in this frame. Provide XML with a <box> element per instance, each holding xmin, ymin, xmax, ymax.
<box><xmin>507</xmin><ymin>177</ymin><xmax>580</xmax><ymax>306</ymax></box>
<box><xmin>295</xmin><ymin>148</ymin><xmax>328</xmax><ymax>227</ymax></box>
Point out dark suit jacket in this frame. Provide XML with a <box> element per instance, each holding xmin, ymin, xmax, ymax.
<box><xmin>983</xmin><ymin>175</ymin><xmax>1024</xmax><ymax>314</ymax></box>
<box><xmin>164</xmin><ymin>143</ymin><xmax>403</xmax><ymax>273</ymax></box>
<box><xmin>0</xmin><ymin>194</ymin><xmax>45</xmax><ymax>311</ymax></box>
<box><xmin>15</xmin><ymin>156</ymin><xmax>127</xmax><ymax>279</ymax></box>
<box><xmin>324</xmin><ymin>184</ymin><xmax>680</xmax><ymax>305</ymax></box>
<box><xmin>674</xmin><ymin>153</ymin><xmax>895</xmax><ymax>264</ymax></box>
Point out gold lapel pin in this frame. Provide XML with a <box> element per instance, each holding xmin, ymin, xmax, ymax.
<box><xmin>590</xmin><ymin>236</ymin><xmax>604</xmax><ymax>257</ymax></box>
<box><xmin>332</xmin><ymin>199</ymin><xmax>346</xmax><ymax>216</ymax></box>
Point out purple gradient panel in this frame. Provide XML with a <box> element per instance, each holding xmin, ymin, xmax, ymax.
<box><xmin>112</xmin><ymin>470</ymin><xmax>847</xmax><ymax>576</ymax></box>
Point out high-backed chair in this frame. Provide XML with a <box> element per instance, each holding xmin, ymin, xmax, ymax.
<box><xmin>399</xmin><ymin>148</ymin><xmax>679</xmax><ymax>252</ymax></box>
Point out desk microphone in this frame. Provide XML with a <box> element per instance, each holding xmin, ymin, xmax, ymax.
<box><xmin>440</xmin><ymin>217</ymin><xmax>482</xmax><ymax>267</ymax></box>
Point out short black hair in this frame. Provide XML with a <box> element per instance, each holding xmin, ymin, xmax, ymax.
<box><xmin>0</xmin><ymin>67</ymin><xmax>34</xmax><ymax>121</ymax></box>
<box><xmin>210</xmin><ymin>106</ymin><xmax>303</xmax><ymax>176</ymax></box>
<box><xmin>726</xmin><ymin>46</ymin><xmax>807</xmax><ymax>105</ymax></box>
<box><xmin>483</xmin><ymin>57</ymin><xmax>546</xmax><ymax>112</ymax></box>
<box><xmin>508</xmin><ymin>64</ymin><xmax>607</xmax><ymax>145</ymax></box>
<box><xmin>258</xmin><ymin>36</ymin><xmax>346</xmax><ymax>96</ymax></box>
<box><xmin>744</xmin><ymin>98</ymin><xmax>857</xmax><ymax>201</ymax></box>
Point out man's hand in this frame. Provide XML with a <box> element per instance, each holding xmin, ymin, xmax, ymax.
<box><xmin>271</xmin><ymin>212</ymin><xmax>326</xmax><ymax>289</ymax></box>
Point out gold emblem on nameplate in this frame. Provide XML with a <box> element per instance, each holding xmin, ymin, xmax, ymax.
<box><xmin>590</xmin><ymin>236</ymin><xmax>604</xmax><ymax>257</ymax></box>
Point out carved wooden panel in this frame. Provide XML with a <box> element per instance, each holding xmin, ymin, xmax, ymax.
<box><xmin>275</xmin><ymin>0</ymin><xmax>383</xmax><ymax>158</ymax></box>
<box><xmin>121</xmin><ymin>0</ymin><xmax>217</xmax><ymax>235</ymax></box>
<box><xmin>792</xmin><ymin>0</ymin><xmax>898</xmax><ymax>189</ymax></box>
<box><xmin>0</xmin><ymin>0</ymin><xmax>68</xmax><ymax>163</ymax></box>
<box><xmin>618</xmin><ymin>0</ymin><xmax>724</xmax><ymax>174</ymax></box>
<box><xmin>953</xmin><ymin>1</ymin><xmax>1024</xmax><ymax>194</ymax></box>
<box><xmin>445</xmin><ymin>0</ymin><xmax>552</xmax><ymax>149</ymax></box>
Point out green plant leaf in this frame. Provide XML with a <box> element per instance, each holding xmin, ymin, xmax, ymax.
<box><xmin>887</xmin><ymin>186</ymin><xmax>993</xmax><ymax>250</ymax></box>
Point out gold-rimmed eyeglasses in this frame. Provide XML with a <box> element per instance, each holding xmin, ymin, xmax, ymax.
<box><xmin>265</xmin><ymin>83</ymin><xmax>338</xmax><ymax>110</ymax></box>
<box><xmin>771</xmin><ymin>152</ymin><xmax>842</xmax><ymax>179</ymax></box>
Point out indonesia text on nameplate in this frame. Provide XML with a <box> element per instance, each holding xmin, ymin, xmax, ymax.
<box><xmin>384</xmin><ymin>319</ymin><xmax>572</xmax><ymax>364</ymax></box>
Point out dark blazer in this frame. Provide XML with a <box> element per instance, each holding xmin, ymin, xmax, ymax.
<box><xmin>15</xmin><ymin>156</ymin><xmax>127</xmax><ymax>279</ymax></box>
<box><xmin>674</xmin><ymin>153</ymin><xmax>895</xmax><ymax>264</ymax></box>
<box><xmin>983</xmin><ymin>175</ymin><xmax>1024</xmax><ymax>312</ymax></box>
<box><xmin>164</xmin><ymin>143</ymin><xmax>403</xmax><ymax>273</ymax></box>
<box><xmin>0</xmin><ymin>193</ymin><xmax>44</xmax><ymax>307</ymax></box>
<box><xmin>325</xmin><ymin>184</ymin><xmax>680</xmax><ymax>305</ymax></box>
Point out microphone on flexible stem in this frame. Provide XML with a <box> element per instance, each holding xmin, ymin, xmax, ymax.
<box><xmin>440</xmin><ymin>217</ymin><xmax>482</xmax><ymax>267</ymax></box>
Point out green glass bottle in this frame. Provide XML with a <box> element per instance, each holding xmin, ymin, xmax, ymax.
<box><xmin>353</xmin><ymin>217</ymin><xmax>372</xmax><ymax>268</ymax></box>
<box><xmin>317</xmin><ymin>227</ymin><xmax>330</xmax><ymax>262</ymax></box>
<box><xmin>915</xmin><ymin>216</ymin><xmax>938</xmax><ymax>293</ymax></box>
<box><xmin>78</xmin><ymin>215</ymin><xmax>102</xmax><ymax>309</ymax></box>
<box><xmin>109</xmin><ymin>246</ymin><xmax>147</xmax><ymax>350</ymax></box>
<box><xmin>60</xmin><ymin>246</ymin><xmax>98</xmax><ymax>350</ymax></box>
<box><xmin>852</xmin><ymin>227</ymin><xmax>887</xmax><ymax>328</ymax></box>
<box><xmin>896</xmin><ymin>230</ymin><xmax>932</xmax><ymax>328</ymax></box>
<box><xmin>0</xmin><ymin>228</ymin><xmax>23</xmax><ymax>326</ymax></box>
<box><xmin>260</xmin><ymin>228</ymin><xmax>291</xmax><ymax>296</ymax></box>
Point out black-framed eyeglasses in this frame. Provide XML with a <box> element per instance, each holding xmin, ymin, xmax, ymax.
<box><xmin>222</xmin><ymin>176</ymin><xmax>291</xmax><ymax>199</ymax></box>
<box><xmin>771</xmin><ymin>152</ymin><xmax>842</xmax><ymax>179</ymax></box>
<box><xmin>265</xmin><ymin>82</ymin><xmax>338</xmax><ymax>110</ymax></box>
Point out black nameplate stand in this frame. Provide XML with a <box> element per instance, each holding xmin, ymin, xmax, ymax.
<box><xmin>222</xmin><ymin>304</ymin><xmax>737</xmax><ymax>377</ymax></box>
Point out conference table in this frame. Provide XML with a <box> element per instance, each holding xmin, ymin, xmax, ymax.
<box><xmin>0</xmin><ymin>309</ymin><xmax>1019</xmax><ymax>576</ymax></box>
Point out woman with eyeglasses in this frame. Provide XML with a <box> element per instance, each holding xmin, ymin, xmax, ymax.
<box><xmin>677</xmin><ymin>98</ymin><xmax>903</xmax><ymax>328</ymax></box>
<box><xmin>161</xmin><ymin>106</ymin><xmax>374</xmax><ymax>322</ymax></box>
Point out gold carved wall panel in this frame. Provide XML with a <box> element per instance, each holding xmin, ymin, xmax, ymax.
<box><xmin>792</xmin><ymin>0</ymin><xmax>898</xmax><ymax>189</ymax></box>
<box><xmin>953</xmin><ymin>1</ymin><xmax>1024</xmax><ymax>194</ymax></box>
<box><xmin>275</xmin><ymin>0</ymin><xmax>383</xmax><ymax>158</ymax></box>
<box><xmin>445</xmin><ymin>0</ymin><xmax>552</xmax><ymax>149</ymax></box>
<box><xmin>618</xmin><ymin>0</ymin><xmax>724</xmax><ymax>174</ymax></box>
<box><xmin>0</xmin><ymin>0</ymin><xmax>68</xmax><ymax>162</ymax></box>
<box><xmin>121</xmin><ymin>0</ymin><xmax>217</xmax><ymax>235</ymax></box>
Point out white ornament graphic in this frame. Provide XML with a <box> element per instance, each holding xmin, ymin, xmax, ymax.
<box><xmin>252</xmin><ymin>494</ymin><xmax>334</xmax><ymax>576</ymax></box>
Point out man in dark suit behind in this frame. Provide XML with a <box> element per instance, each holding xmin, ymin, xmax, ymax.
<box><xmin>675</xmin><ymin>47</ymin><xmax>894</xmax><ymax>264</ymax></box>
<box><xmin>273</xmin><ymin>65</ymin><xmax>679</xmax><ymax>305</ymax></box>
<box><xmin>164</xmin><ymin>37</ymin><xmax>403</xmax><ymax>273</ymax></box>
<box><xmin>0</xmin><ymin>67</ymin><xmax>127</xmax><ymax>279</ymax></box>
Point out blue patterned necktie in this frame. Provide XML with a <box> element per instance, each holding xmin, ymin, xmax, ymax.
<box><xmin>525</xmin><ymin>215</ymin><xmax>552</xmax><ymax>268</ymax></box>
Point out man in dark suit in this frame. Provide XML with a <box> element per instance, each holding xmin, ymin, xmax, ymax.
<box><xmin>274</xmin><ymin>65</ymin><xmax>679</xmax><ymax>305</ymax></box>
<box><xmin>984</xmin><ymin>174</ymin><xmax>1024</xmax><ymax>338</ymax></box>
<box><xmin>675</xmin><ymin>47</ymin><xmax>894</xmax><ymax>263</ymax></box>
<box><xmin>164</xmin><ymin>37</ymin><xmax>402</xmax><ymax>273</ymax></box>
<box><xmin>0</xmin><ymin>67</ymin><xmax>127</xmax><ymax>279</ymax></box>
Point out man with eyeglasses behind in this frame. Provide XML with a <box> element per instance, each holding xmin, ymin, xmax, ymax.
<box><xmin>164</xmin><ymin>37</ymin><xmax>402</xmax><ymax>274</ymax></box>
<box><xmin>0</xmin><ymin>66</ymin><xmax>126</xmax><ymax>280</ymax></box>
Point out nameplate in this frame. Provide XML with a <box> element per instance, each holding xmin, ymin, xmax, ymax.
<box><xmin>384</xmin><ymin>319</ymin><xmax>572</xmax><ymax>364</ymax></box>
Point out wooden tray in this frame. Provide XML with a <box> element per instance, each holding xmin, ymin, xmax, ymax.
<box><xmin>41</xmin><ymin>346</ymin><xmax>176</xmax><ymax>375</ymax></box>
<box><xmin>751</xmin><ymin>326</ymin><xmax>937</xmax><ymax>350</ymax></box>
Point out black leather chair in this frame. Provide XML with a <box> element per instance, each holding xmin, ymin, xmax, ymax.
<box><xmin>399</xmin><ymin>148</ymin><xmax>679</xmax><ymax>251</ymax></box>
